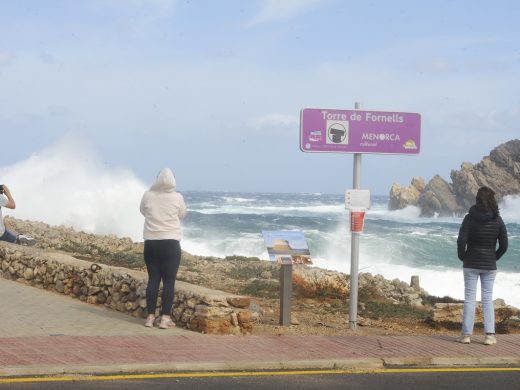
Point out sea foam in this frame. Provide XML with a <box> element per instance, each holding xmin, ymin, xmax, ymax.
<box><xmin>0</xmin><ymin>136</ymin><xmax>146</xmax><ymax>241</ymax></box>
<box><xmin>2</xmin><ymin>137</ymin><xmax>519</xmax><ymax>307</ymax></box>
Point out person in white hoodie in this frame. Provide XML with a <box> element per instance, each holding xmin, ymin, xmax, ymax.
<box><xmin>140</xmin><ymin>168</ymin><xmax>187</xmax><ymax>329</ymax></box>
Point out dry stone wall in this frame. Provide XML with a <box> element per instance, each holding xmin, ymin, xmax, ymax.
<box><xmin>0</xmin><ymin>242</ymin><xmax>253</xmax><ymax>335</ymax></box>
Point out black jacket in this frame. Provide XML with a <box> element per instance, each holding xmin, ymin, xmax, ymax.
<box><xmin>457</xmin><ymin>205</ymin><xmax>508</xmax><ymax>270</ymax></box>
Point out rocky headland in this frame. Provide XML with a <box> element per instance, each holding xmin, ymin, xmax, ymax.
<box><xmin>389</xmin><ymin>139</ymin><xmax>520</xmax><ymax>217</ymax></box>
<box><xmin>2</xmin><ymin>216</ymin><xmax>519</xmax><ymax>336</ymax></box>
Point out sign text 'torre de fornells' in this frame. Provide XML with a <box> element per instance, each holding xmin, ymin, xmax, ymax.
<box><xmin>300</xmin><ymin>108</ymin><xmax>421</xmax><ymax>155</ymax></box>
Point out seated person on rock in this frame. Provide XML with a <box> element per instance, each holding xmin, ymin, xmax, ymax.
<box><xmin>0</xmin><ymin>184</ymin><xmax>35</xmax><ymax>245</ymax></box>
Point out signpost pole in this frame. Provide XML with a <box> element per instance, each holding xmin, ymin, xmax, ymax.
<box><xmin>279</xmin><ymin>262</ymin><xmax>292</xmax><ymax>326</ymax></box>
<box><xmin>299</xmin><ymin>103</ymin><xmax>421</xmax><ymax>330</ymax></box>
<box><xmin>349</xmin><ymin>101</ymin><xmax>362</xmax><ymax>330</ymax></box>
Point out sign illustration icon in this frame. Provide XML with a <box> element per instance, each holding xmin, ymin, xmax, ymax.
<box><xmin>326</xmin><ymin>120</ymin><xmax>349</xmax><ymax>144</ymax></box>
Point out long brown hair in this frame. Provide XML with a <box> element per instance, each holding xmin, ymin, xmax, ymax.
<box><xmin>476</xmin><ymin>186</ymin><xmax>499</xmax><ymax>218</ymax></box>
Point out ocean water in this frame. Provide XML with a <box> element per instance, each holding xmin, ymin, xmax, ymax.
<box><xmin>1</xmin><ymin>139</ymin><xmax>518</xmax><ymax>307</ymax></box>
<box><xmin>181</xmin><ymin>192</ymin><xmax>520</xmax><ymax>308</ymax></box>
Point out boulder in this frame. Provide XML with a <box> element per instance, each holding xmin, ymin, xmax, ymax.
<box><xmin>388</xmin><ymin>176</ymin><xmax>425</xmax><ymax>210</ymax></box>
<box><xmin>390</xmin><ymin>139</ymin><xmax>520</xmax><ymax>217</ymax></box>
<box><xmin>417</xmin><ymin>175</ymin><xmax>464</xmax><ymax>217</ymax></box>
<box><xmin>452</xmin><ymin>140</ymin><xmax>520</xmax><ymax>209</ymax></box>
<box><xmin>431</xmin><ymin>299</ymin><xmax>520</xmax><ymax>324</ymax></box>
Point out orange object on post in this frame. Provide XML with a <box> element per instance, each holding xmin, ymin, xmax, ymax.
<box><xmin>350</xmin><ymin>210</ymin><xmax>366</xmax><ymax>233</ymax></box>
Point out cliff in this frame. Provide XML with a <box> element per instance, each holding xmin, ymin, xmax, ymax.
<box><xmin>389</xmin><ymin>139</ymin><xmax>520</xmax><ymax>216</ymax></box>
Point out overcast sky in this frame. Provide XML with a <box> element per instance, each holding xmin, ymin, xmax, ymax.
<box><xmin>1</xmin><ymin>0</ymin><xmax>519</xmax><ymax>195</ymax></box>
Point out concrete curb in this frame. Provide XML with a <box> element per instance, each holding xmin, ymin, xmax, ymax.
<box><xmin>383</xmin><ymin>356</ymin><xmax>520</xmax><ymax>367</ymax></box>
<box><xmin>3</xmin><ymin>356</ymin><xmax>520</xmax><ymax>378</ymax></box>
<box><xmin>0</xmin><ymin>359</ymin><xmax>383</xmax><ymax>377</ymax></box>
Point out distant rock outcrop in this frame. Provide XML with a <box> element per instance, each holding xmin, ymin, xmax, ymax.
<box><xmin>388</xmin><ymin>176</ymin><xmax>425</xmax><ymax>210</ymax></box>
<box><xmin>417</xmin><ymin>175</ymin><xmax>464</xmax><ymax>217</ymax></box>
<box><xmin>389</xmin><ymin>139</ymin><xmax>520</xmax><ymax>217</ymax></box>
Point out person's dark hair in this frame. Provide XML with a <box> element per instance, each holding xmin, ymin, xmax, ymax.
<box><xmin>476</xmin><ymin>186</ymin><xmax>499</xmax><ymax>218</ymax></box>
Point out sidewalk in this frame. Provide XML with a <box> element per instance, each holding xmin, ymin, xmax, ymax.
<box><xmin>1</xmin><ymin>277</ymin><xmax>520</xmax><ymax>377</ymax></box>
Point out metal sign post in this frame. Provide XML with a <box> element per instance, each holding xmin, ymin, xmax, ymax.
<box><xmin>345</xmin><ymin>187</ymin><xmax>370</xmax><ymax>330</ymax></box>
<box><xmin>299</xmin><ymin>102</ymin><xmax>421</xmax><ymax>331</ymax></box>
<box><xmin>279</xmin><ymin>258</ymin><xmax>293</xmax><ymax>326</ymax></box>
<box><xmin>349</xmin><ymin>102</ymin><xmax>362</xmax><ymax>330</ymax></box>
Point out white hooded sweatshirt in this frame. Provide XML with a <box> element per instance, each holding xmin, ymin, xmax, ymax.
<box><xmin>140</xmin><ymin>168</ymin><xmax>187</xmax><ymax>241</ymax></box>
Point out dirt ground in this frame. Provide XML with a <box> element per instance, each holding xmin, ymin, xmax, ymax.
<box><xmin>174</xmin><ymin>255</ymin><xmax>520</xmax><ymax>337</ymax></box>
<box><xmin>5</xmin><ymin>217</ymin><xmax>518</xmax><ymax>338</ymax></box>
<box><xmin>249</xmin><ymin>296</ymin><xmax>463</xmax><ymax>337</ymax></box>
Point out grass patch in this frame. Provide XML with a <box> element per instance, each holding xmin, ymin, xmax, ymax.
<box><xmin>59</xmin><ymin>241</ymin><xmax>93</xmax><ymax>255</ymax></box>
<box><xmin>224</xmin><ymin>255</ymin><xmax>262</xmax><ymax>263</ymax></box>
<box><xmin>98</xmin><ymin>251</ymin><xmax>144</xmax><ymax>268</ymax></box>
<box><xmin>59</xmin><ymin>241</ymin><xmax>144</xmax><ymax>269</ymax></box>
<box><xmin>228</xmin><ymin>265</ymin><xmax>264</xmax><ymax>280</ymax></box>
<box><xmin>362</xmin><ymin>301</ymin><xmax>430</xmax><ymax>321</ymax></box>
<box><xmin>422</xmin><ymin>295</ymin><xmax>464</xmax><ymax>306</ymax></box>
<box><xmin>181</xmin><ymin>264</ymin><xmax>201</xmax><ymax>273</ymax></box>
<box><xmin>240</xmin><ymin>280</ymin><xmax>279</xmax><ymax>299</ymax></box>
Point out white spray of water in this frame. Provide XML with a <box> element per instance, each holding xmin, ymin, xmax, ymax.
<box><xmin>311</xmin><ymin>205</ymin><xmax>520</xmax><ymax>308</ymax></box>
<box><xmin>0</xmin><ymin>136</ymin><xmax>147</xmax><ymax>241</ymax></box>
<box><xmin>313</xmin><ymin>253</ymin><xmax>520</xmax><ymax>308</ymax></box>
<box><xmin>2</xmin><ymin>138</ymin><xmax>519</xmax><ymax>306</ymax></box>
<box><xmin>500</xmin><ymin>195</ymin><xmax>520</xmax><ymax>222</ymax></box>
<box><xmin>182</xmin><ymin>232</ymin><xmax>267</xmax><ymax>259</ymax></box>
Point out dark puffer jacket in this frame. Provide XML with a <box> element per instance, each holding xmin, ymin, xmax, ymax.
<box><xmin>457</xmin><ymin>205</ymin><xmax>508</xmax><ymax>270</ymax></box>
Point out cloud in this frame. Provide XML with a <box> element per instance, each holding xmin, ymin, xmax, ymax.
<box><xmin>85</xmin><ymin>0</ymin><xmax>176</xmax><ymax>38</ymax></box>
<box><xmin>0</xmin><ymin>51</ymin><xmax>15</xmax><ymax>66</ymax></box>
<box><xmin>250</xmin><ymin>114</ymin><xmax>299</xmax><ymax>129</ymax></box>
<box><xmin>40</xmin><ymin>51</ymin><xmax>55</xmax><ymax>64</ymax></box>
<box><xmin>95</xmin><ymin>0</ymin><xmax>176</xmax><ymax>13</ymax></box>
<box><xmin>249</xmin><ymin>0</ymin><xmax>323</xmax><ymax>25</ymax></box>
<box><xmin>139</xmin><ymin>0</ymin><xmax>175</xmax><ymax>12</ymax></box>
<box><xmin>415</xmin><ymin>58</ymin><xmax>452</xmax><ymax>74</ymax></box>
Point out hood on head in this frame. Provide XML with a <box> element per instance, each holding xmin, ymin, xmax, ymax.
<box><xmin>150</xmin><ymin>168</ymin><xmax>176</xmax><ymax>192</ymax></box>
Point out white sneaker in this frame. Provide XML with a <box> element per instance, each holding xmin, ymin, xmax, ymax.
<box><xmin>145</xmin><ymin>314</ymin><xmax>155</xmax><ymax>328</ymax></box>
<box><xmin>484</xmin><ymin>334</ymin><xmax>497</xmax><ymax>345</ymax></box>
<box><xmin>18</xmin><ymin>235</ymin><xmax>36</xmax><ymax>246</ymax></box>
<box><xmin>158</xmin><ymin>315</ymin><xmax>176</xmax><ymax>329</ymax></box>
<box><xmin>456</xmin><ymin>335</ymin><xmax>471</xmax><ymax>344</ymax></box>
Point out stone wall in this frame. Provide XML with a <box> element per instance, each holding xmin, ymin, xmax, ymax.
<box><xmin>292</xmin><ymin>265</ymin><xmax>428</xmax><ymax>308</ymax></box>
<box><xmin>0</xmin><ymin>242</ymin><xmax>253</xmax><ymax>334</ymax></box>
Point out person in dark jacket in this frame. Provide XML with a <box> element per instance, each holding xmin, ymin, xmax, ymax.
<box><xmin>456</xmin><ymin>186</ymin><xmax>508</xmax><ymax>345</ymax></box>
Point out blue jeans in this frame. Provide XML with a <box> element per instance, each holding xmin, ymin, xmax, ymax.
<box><xmin>462</xmin><ymin>268</ymin><xmax>496</xmax><ymax>335</ymax></box>
<box><xmin>0</xmin><ymin>229</ymin><xmax>17</xmax><ymax>243</ymax></box>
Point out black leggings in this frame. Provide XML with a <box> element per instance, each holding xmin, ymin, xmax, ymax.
<box><xmin>144</xmin><ymin>239</ymin><xmax>181</xmax><ymax>316</ymax></box>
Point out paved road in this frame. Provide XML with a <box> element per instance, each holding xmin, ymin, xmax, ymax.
<box><xmin>1</xmin><ymin>369</ymin><xmax>520</xmax><ymax>389</ymax></box>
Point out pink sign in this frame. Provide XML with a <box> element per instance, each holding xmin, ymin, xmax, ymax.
<box><xmin>300</xmin><ymin>108</ymin><xmax>421</xmax><ymax>154</ymax></box>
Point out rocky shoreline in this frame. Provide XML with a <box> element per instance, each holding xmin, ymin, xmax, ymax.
<box><xmin>2</xmin><ymin>216</ymin><xmax>520</xmax><ymax>335</ymax></box>
<box><xmin>389</xmin><ymin>139</ymin><xmax>520</xmax><ymax>217</ymax></box>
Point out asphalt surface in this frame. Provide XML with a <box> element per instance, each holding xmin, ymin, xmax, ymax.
<box><xmin>1</xmin><ymin>276</ymin><xmax>520</xmax><ymax>378</ymax></box>
<box><xmin>1</xmin><ymin>369</ymin><xmax>520</xmax><ymax>389</ymax></box>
